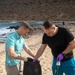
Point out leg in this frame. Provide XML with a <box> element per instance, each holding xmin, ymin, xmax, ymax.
<box><xmin>18</xmin><ymin>61</ymin><xmax>23</xmax><ymax>75</ymax></box>
<box><xmin>5</xmin><ymin>64</ymin><xmax>20</xmax><ymax>75</ymax></box>
<box><xmin>62</xmin><ymin>58</ymin><xmax>75</xmax><ymax>75</ymax></box>
<box><xmin>52</xmin><ymin>58</ymin><xmax>63</xmax><ymax>75</ymax></box>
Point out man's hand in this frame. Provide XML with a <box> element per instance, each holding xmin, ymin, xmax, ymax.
<box><xmin>57</xmin><ymin>53</ymin><xmax>64</xmax><ymax>61</ymax></box>
<box><xmin>33</xmin><ymin>59</ymin><xmax>37</xmax><ymax>62</ymax></box>
<box><xmin>24</xmin><ymin>58</ymin><xmax>28</xmax><ymax>62</ymax></box>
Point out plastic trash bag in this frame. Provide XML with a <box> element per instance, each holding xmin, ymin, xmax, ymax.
<box><xmin>23</xmin><ymin>58</ymin><xmax>42</xmax><ymax>75</ymax></box>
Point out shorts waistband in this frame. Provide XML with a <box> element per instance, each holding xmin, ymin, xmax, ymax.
<box><xmin>61</xmin><ymin>56</ymin><xmax>73</xmax><ymax>62</ymax></box>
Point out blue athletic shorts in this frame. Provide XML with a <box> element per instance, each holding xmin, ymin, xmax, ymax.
<box><xmin>52</xmin><ymin>57</ymin><xmax>75</xmax><ymax>75</ymax></box>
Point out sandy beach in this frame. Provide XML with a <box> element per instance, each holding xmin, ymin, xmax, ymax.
<box><xmin>0</xmin><ymin>25</ymin><xmax>75</xmax><ymax>75</ymax></box>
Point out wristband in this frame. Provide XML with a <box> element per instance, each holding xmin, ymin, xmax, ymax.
<box><xmin>62</xmin><ymin>53</ymin><xmax>66</xmax><ymax>57</ymax></box>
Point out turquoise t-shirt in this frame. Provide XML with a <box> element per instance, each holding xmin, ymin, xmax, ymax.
<box><xmin>5</xmin><ymin>31</ymin><xmax>26</xmax><ymax>66</ymax></box>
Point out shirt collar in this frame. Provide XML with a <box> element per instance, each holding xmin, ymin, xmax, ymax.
<box><xmin>15</xmin><ymin>31</ymin><xmax>21</xmax><ymax>39</ymax></box>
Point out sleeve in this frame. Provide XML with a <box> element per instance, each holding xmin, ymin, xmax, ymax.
<box><xmin>64</xmin><ymin>28</ymin><xmax>74</xmax><ymax>43</ymax></box>
<box><xmin>42</xmin><ymin>33</ymin><xmax>47</xmax><ymax>44</ymax></box>
<box><xmin>6</xmin><ymin>37</ymin><xmax>15</xmax><ymax>48</ymax></box>
<box><xmin>23</xmin><ymin>39</ymin><xmax>27</xmax><ymax>47</ymax></box>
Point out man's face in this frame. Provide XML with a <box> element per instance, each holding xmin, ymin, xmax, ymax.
<box><xmin>21</xmin><ymin>27</ymin><xmax>30</xmax><ymax>36</ymax></box>
<box><xmin>44</xmin><ymin>27</ymin><xmax>55</xmax><ymax>37</ymax></box>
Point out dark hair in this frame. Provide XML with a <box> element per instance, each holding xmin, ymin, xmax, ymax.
<box><xmin>43</xmin><ymin>20</ymin><xmax>53</xmax><ymax>29</ymax></box>
<box><xmin>19</xmin><ymin>21</ymin><xmax>32</xmax><ymax>30</ymax></box>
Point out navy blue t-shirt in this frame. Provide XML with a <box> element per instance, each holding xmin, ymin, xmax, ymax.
<box><xmin>42</xmin><ymin>27</ymin><xmax>74</xmax><ymax>61</ymax></box>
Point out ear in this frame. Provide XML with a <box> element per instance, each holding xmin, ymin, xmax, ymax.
<box><xmin>52</xmin><ymin>24</ymin><xmax>56</xmax><ymax>29</ymax></box>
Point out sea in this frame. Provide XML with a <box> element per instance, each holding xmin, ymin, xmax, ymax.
<box><xmin>0</xmin><ymin>21</ymin><xmax>75</xmax><ymax>31</ymax></box>
<box><xmin>0</xmin><ymin>21</ymin><xmax>44</xmax><ymax>42</ymax></box>
<box><xmin>0</xmin><ymin>21</ymin><xmax>75</xmax><ymax>43</ymax></box>
<box><xmin>0</xmin><ymin>21</ymin><xmax>44</xmax><ymax>34</ymax></box>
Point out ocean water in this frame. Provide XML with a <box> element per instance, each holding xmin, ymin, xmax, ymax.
<box><xmin>0</xmin><ymin>21</ymin><xmax>21</xmax><ymax>28</ymax></box>
<box><xmin>0</xmin><ymin>22</ymin><xmax>20</xmax><ymax>36</ymax></box>
<box><xmin>0</xmin><ymin>21</ymin><xmax>43</xmax><ymax>28</ymax></box>
<box><xmin>0</xmin><ymin>21</ymin><xmax>75</xmax><ymax>35</ymax></box>
<box><xmin>0</xmin><ymin>21</ymin><xmax>43</xmax><ymax>42</ymax></box>
<box><xmin>0</xmin><ymin>21</ymin><xmax>44</xmax><ymax>34</ymax></box>
<box><xmin>0</xmin><ymin>21</ymin><xmax>75</xmax><ymax>43</ymax></box>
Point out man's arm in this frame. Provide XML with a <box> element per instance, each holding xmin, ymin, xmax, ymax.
<box><xmin>23</xmin><ymin>45</ymin><xmax>35</xmax><ymax>58</ymax></box>
<box><xmin>62</xmin><ymin>39</ymin><xmax>75</xmax><ymax>54</ymax></box>
<box><xmin>34</xmin><ymin>44</ymin><xmax>47</xmax><ymax>60</ymax></box>
<box><xmin>8</xmin><ymin>47</ymin><xmax>27</xmax><ymax>61</ymax></box>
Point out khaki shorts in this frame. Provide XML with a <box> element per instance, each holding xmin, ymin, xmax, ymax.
<box><xmin>5</xmin><ymin>62</ymin><xmax>22</xmax><ymax>75</ymax></box>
